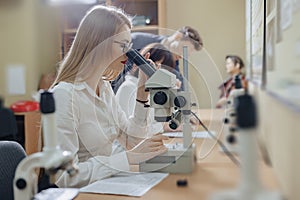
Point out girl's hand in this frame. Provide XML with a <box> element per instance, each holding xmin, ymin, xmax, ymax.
<box><xmin>126</xmin><ymin>134</ymin><xmax>169</xmax><ymax>164</ymax></box>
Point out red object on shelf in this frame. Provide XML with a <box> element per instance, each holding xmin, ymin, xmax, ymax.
<box><xmin>10</xmin><ymin>101</ymin><xmax>40</xmax><ymax>112</ymax></box>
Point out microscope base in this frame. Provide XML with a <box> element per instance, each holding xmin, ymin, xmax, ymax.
<box><xmin>139</xmin><ymin>143</ymin><xmax>196</xmax><ymax>173</ymax></box>
<box><xmin>210</xmin><ymin>189</ymin><xmax>282</xmax><ymax>200</ymax></box>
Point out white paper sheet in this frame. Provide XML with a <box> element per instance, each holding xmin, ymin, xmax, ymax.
<box><xmin>163</xmin><ymin>131</ymin><xmax>216</xmax><ymax>138</ymax></box>
<box><xmin>79</xmin><ymin>172</ymin><xmax>168</xmax><ymax>197</ymax></box>
<box><xmin>6</xmin><ymin>64</ymin><xmax>26</xmax><ymax>95</ymax></box>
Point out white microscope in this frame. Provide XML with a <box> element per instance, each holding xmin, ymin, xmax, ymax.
<box><xmin>210</xmin><ymin>93</ymin><xmax>282</xmax><ymax>200</ymax></box>
<box><xmin>13</xmin><ymin>91</ymin><xmax>78</xmax><ymax>200</ymax></box>
<box><xmin>126</xmin><ymin>47</ymin><xmax>195</xmax><ymax>173</ymax></box>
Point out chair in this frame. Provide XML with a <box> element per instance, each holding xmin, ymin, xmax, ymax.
<box><xmin>0</xmin><ymin>141</ymin><xmax>26</xmax><ymax>200</ymax></box>
<box><xmin>0</xmin><ymin>99</ymin><xmax>18</xmax><ymax>142</ymax></box>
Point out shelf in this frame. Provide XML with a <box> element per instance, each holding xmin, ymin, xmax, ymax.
<box><xmin>59</xmin><ymin>0</ymin><xmax>165</xmax><ymax>59</ymax></box>
<box><xmin>132</xmin><ymin>25</ymin><xmax>159</xmax><ymax>31</ymax></box>
<box><xmin>111</xmin><ymin>0</ymin><xmax>158</xmax><ymax>2</ymax></box>
<box><xmin>63</xmin><ymin>29</ymin><xmax>77</xmax><ymax>34</ymax></box>
<box><xmin>111</xmin><ymin>0</ymin><xmax>159</xmax><ymax>26</ymax></box>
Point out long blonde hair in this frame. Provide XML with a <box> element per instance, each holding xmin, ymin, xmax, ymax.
<box><xmin>53</xmin><ymin>5</ymin><xmax>132</xmax><ymax>86</ymax></box>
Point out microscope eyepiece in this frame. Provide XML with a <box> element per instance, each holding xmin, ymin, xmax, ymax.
<box><xmin>40</xmin><ymin>91</ymin><xmax>55</xmax><ymax>114</ymax></box>
<box><xmin>236</xmin><ymin>94</ymin><xmax>257</xmax><ymax>128</ymax></box>
<box><xmin>126</xmin><ymin>49</ymin><xmax>156</xmax><ymax>77</ymax></box>
<box><xmin>234</xmin><ymin>75</ymin><xmax>242</xmax><ymax>89</ymax></box>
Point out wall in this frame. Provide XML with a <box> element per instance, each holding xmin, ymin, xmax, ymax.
<box><xmin>257</xmin><ymin>6</ymin><xmax>300</xmax><ymax>200</ymax></box>
<box><xmin>245</xmin><ymin>1</ymin><xmax>300</xmax><ymax>199</ymax></box>
<box><xmin>250</xmin><ymin>82</ymin><xmax>300</xmax><ymax>200</ymax></box>
<box><xmin>0</xmin><ymin>1</ymin><xmax>60</xmax><ymax>107</ymax></box>
<box><xmin>166</xmin><ymin>0</ymin><xmax>246</xmax><ymax>108</ymax></box>
<box><xmin>36</xmin><ymin>3</ymin><xmax>61</xmax><ymax>79</ymax></box>
<box><xmin>267</xmin><ymin>9</ymin><xmax>300</xmax><ymax>107</ymax></box>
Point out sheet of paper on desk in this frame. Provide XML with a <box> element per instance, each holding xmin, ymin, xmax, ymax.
<box><xmin>163</xmin><ymin>131</ymin><xmax>216</xmax><ymax>138</ymax></box>
<box><xmin>79</xmin><ymin>172</ymin><xmax>168</xmax><ymax>197</ymax></box>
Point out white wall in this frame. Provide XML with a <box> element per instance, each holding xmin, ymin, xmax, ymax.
<box><xmin>253</xmin><ymin>8</ymin><xmax>300</xmax><ymax>200</ymax></box>
<box><xmin>0</xmin><ymin>1</ymin><xmax>60</xmax><ymax>106</ymax></box>
<box><xmin>250</xmin><ymin>82</ymin><xmax>300</xmax><ymax>200</ymax></box>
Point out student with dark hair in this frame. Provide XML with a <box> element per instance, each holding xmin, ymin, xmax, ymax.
<box><xmin>131</xmin><ymin>26</ymin><xmax>203</xmax><ymax>52</ymax></box>
<box><xmin>216</xmin><ymin>55</ymin><xmax>247</xmax><ymax>108</ymax></box>
<box><xmin>112</xmin><ymin>26</ymin><xmax>203</xmax><ymax>92</ymax></box>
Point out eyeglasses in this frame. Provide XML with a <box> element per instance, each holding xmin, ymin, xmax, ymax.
<box><xmin>114</xmin><ymin>41</ymin><xmax>133</xmax><ymax>53</ymax></box>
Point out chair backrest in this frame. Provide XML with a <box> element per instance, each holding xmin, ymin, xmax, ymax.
<box><xmin>0</xmin><ymin>141</ymin><xmax>26</xmax><ymax>200</ymax></box>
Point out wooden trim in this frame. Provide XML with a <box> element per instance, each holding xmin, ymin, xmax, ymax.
<box><xmin>15</xmin><ymin>111</ymin><xmax>41</xmax><ymax>155</ymax></box>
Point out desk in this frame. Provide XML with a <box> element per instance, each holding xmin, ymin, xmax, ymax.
<box><xmin>75</xmin><ymin>109</ymin><xmax>281</xmax><ymax>200</ymax></box>
<box><xmin>15</xmin><ymin>111</ymin><xmax>41</xmax><ymax>155</ymax></box>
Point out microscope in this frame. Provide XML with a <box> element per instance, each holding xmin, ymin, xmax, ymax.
<box><xmin>222</xmin><ymin>75</ymin><xmax>245</xmax><ymax>153</ymax></box>
<box><xmin>126</xmin><ymin>47</ymin><xmax>196</xmax><ymax>173</ymax></box>
<box><xmin>210</xmin><ymin>93</ymin><xmax>282</xmax><ymax>200</ymax></box>
<box><xmin>13</xmin><ymin>91</ymin><xmax>78</xmax><ymax>200</ymax></box>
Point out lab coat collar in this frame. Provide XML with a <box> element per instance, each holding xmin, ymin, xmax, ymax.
<box><xmin>73</xmin><ymin>81</ymin><xmax>110</xmax><ymax>101</ymax></box>
<box><xmin>125</xmin><ymin>74</ymin><xmax>138</xmax><ymax>84</ymax></box>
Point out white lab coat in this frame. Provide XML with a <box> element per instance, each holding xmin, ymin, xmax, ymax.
<box><xmin>52</xmin><ymin>81</ymin><xmax>150</xmax><ymax>188</ymax></box>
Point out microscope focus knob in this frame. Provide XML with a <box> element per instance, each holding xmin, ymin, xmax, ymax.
<box><xmin>227</xmin><ymin>134</ymin><xmax>236</xmax><ymax>144</ymax></box>
<box><xmin>223</xmin><ymin>118</ymin><xmax>229</xmax><ymax>124</ymax></box>
<box><xmin>16</xmin><ymin>178</ymin><xmax>27</xmax><ymax>189</ymax></box>
<box><xmin>169</xmin><ymin>121</ymin><xmax>178</xmax><ymax>130</ymax></box>
<box><xmin>174</xmin><ymin>96</ymin><xmax>186</xmax><ymax>108</ymax></box>
<box><xmin>230</xmin><ymin>112</ymin><xmax>236</xmax><ymax>117</ymax></box>
<box><xmin>153</xmin><ymin>91</ymin><xmax>168</xmax><ymax>105</ymax></box>
<box><xmin>229</xmin><ymin>127</ymin><xmax>236</xmax><ymax>132</ymax></box>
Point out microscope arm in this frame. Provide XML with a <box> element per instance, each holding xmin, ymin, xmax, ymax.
<box><xmin>14</xmin><ymin>148</ymin><xmax>76</xmax><ymax>200</ymax></box>
<box><xmin>14</xmin><ymin>152</ymin><xmax>44</xmax><ymax>200</ymax></box>
<box><xmin>14</xmin><ymin>91</ymin><xmax>77</xmax><ymax>200</ymax></box>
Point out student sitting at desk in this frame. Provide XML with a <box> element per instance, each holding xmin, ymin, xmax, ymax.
<box><xmin>216</xmin><ymin>55</ymin><xmax>247</xmax><ymax>108</ymax></box>
<box><xmin>112</xmin><ymin>26</ymin><xmax>203</xmax><ymax>92</ymax></box>
<box><xmin>51</xmin><ymin>5</ymin><xmax>168</xmax><ymax>188</ymax></box>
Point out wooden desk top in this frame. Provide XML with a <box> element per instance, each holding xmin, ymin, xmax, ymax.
<box><xmin>14</xmin><ymin>111</ymin><xmax>40</xmax><ymax>116</ymax></box>
<box><xmin>75</xmin><ymin>109</ymin><xmax>281</xmax><ymax>200</ymax></box>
